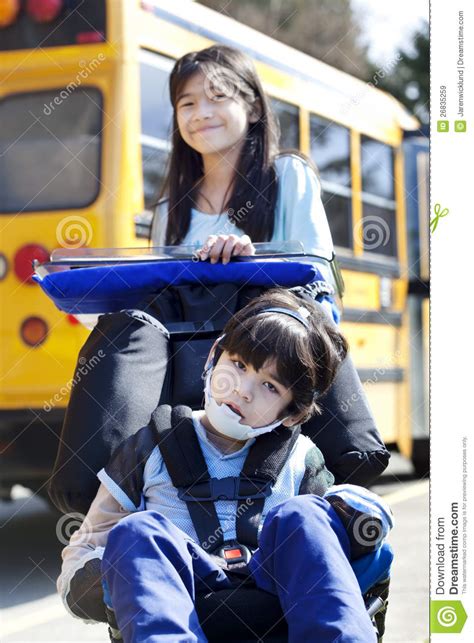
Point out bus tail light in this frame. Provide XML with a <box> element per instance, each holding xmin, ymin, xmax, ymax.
<box><xmin>26</xmin><ymin>0</ymin><xmax>63</xmax><ymax>23</ymax></box>
<box><xmin>14</xmin><ymin>244</ymin><xmax>49</xmax><ymax>284</ymax></box>
<box><xmin>21</xmin><ymin>317</ymin><xmax>49</xmax><ymax>347</ymax></box>
<box><xmin>0</xmin><ymin>0</ymin><xmax>20</xmax><ymax>28</ymax></box>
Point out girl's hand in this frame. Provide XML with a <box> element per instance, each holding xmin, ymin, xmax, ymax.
<box><xmin>197</xmin><ymin>234</ymin><xmax>255</xmax><ymax>264</ymax></box>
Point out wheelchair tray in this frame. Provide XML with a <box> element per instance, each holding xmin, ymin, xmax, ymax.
<box><xmin>33</xmin><ymin>257</ymin><xmax>326</xmax><ymax>315</ymax></box>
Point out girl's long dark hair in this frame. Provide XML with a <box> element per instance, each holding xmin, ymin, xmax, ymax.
<box><xmin>157</xmin><ymin>45</ymin><xmax>283</xmax><ymax>245</ymax></box>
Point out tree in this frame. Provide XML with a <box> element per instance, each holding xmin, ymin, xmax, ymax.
<box><xmin>197</xmin><ymin>0</ymin><xmax>371</xmax><ymax>79</ymax></box>
<box><xmin>366</xmin><ymin>21</ymin><xmax>429</xmax><ymax>124</ymax></box>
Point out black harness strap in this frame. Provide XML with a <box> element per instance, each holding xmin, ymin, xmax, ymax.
<box><xmin>150</xmin><ymin>404</ymin><xmax>300</xmax><ymax>555</ymax></box>
<box><xmin>236</xmin><ymin>425</ymin><xmax>301</xmax><ymax>548</ymax></box>
<box><xmin>151</xmin><ymin>405</ymin><xmax>224</xmax><ymax>550</ymax></box>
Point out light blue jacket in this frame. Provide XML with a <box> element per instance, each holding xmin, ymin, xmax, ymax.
<box><xmin>151</xmin><ymin>153</ymin><xmax>334</xmax><ymax>259</ymax></box>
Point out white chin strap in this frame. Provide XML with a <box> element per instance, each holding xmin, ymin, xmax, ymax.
<box><xmin>203</xmin><ymin>367</ymin><xmax>288</xmax><ymax>441</ymax></box>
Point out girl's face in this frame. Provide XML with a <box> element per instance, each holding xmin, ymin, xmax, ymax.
<box><xmin>175</xmin><ymin>71</ymin><xmax>258</xmax><ymax>157</ymax></box>
<box><xmin>210</xmin><ymin>350</ymin><xmax>296</xmax><ymax>428</ymax></box>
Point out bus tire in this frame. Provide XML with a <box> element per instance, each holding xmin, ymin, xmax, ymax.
<box><xmin>411</xmin><ymin>438</ymin><xmax>429</xmax><ymax>478</ymax></box>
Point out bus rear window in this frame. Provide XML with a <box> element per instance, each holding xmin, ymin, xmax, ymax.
<box><xmin>0</xmin><ymin>0</ymin><xmax>106</xmax><ymax>51</ymax></box>
<box><xmin>0</xmin><ymin>88</ymin><xmax>102</xmax><ymax>213</ymax></box>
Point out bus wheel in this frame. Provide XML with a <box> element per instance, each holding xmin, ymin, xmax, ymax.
<box><xmin>0</xmin><ymin>484</ymin><xmax>13</xmax><ymax>502</ymax></box>
<box><xmin>411</xmin><ymin>438</ymin><xmax>429</xmax><ymax>478</ymax></box>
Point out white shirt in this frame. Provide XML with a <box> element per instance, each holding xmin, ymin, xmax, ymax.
<box><xmin>151</xmin><ymin>154</ymin><xmax>334</xmax><ymax>259</ymax></box>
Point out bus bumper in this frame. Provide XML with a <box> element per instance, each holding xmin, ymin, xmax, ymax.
<box><xmin>0</xmin><ymin>409</ymin><xmax>64</xmax><ymax>494</ymax></box>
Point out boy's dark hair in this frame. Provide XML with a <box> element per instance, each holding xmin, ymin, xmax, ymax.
<box><xmin>155</xmin><ymin>44</ymin><xmax>280</xmax><ymax>245</ymax></box>
<box><xmin>219</xmin><ymin>290</ymin><xmax>348</xmax><ymax>423</ymax></box>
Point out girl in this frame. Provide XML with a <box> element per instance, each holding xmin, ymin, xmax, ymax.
<box><xmin>150</xmin><ymin>44</ymin><xmax>333</xmax><ymax>265</ymax></box>
<box><xmin>48</xmin><ymin>45</ymin><xmax>389</xmax><ymax>519</ymax></box>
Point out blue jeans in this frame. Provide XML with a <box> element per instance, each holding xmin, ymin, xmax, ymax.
<box><xmin>102</xmin><ymin>495</ymin><xmax>377</xmax><ymax>642</ymax></box>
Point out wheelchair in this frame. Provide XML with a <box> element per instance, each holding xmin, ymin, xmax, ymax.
<box><xmin>34</xmin><ymin>243</ymin><xmax>392</xmax><ymax>642</ymax></box>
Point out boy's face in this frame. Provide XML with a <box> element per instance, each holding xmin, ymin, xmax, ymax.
<box><xmin>210</xmin><ymin>350</ymin><xmax>297</xmax><ymax>428</ymax></box>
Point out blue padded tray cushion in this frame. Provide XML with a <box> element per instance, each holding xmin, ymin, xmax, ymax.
<box><xmin>33</xmin><ymin>259</ymin><xmax>323</xmax><ymax>314</ymax></box>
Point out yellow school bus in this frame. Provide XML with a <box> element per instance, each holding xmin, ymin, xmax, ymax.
<box><xmin>0</xmin><ymin>0</ymin><xmax>426</xmax><ymax>495</ymax></box>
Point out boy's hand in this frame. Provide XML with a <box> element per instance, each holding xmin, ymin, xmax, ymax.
<box><xmin>197</xmin><ymin>234</ymin><xmax>255</xmax><ymax>264</ymax></box>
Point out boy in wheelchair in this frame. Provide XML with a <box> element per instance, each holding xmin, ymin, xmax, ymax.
<box><xmin>57</xmin><ymin>289</ymin><xmax>393</xmax><ymax>643</ymax></box>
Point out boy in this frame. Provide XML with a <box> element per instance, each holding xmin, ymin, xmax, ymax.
<box><xmin>58</xmin><ymin>290</ymin><xmax>389</xmax><ymax>642</ymax></box>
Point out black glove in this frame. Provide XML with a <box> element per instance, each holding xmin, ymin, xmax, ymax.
<box><xmin>66</xmin><ymin>557</ymin><xmax>107</xmax><ymax>623</ymax></box>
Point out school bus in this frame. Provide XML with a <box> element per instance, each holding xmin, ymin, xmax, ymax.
<box><xmin>0</xmin><ymin>0</ymin><xmax>427</xmax><ymax>496</ymax></box>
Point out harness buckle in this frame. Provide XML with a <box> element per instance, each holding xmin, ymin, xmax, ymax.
<box><xmin>211</xmin><ymin>476</ymin><xmax>239</xmax><ymax>501</ymax></box>
<box><xmin>215</xmin><ymin>541</ymin><xmax>252</xmax><ymax>566</ymax></box>
<box><xmin>177</xmin><ymin>476</ymin><xmax>272</xmax><ymax>502</ymax></box>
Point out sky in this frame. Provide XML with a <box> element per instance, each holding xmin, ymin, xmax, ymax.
<box><xmin>351</xmin><ymin>0</ymin><xmax>429</xmax><ymax>63</ymax></box>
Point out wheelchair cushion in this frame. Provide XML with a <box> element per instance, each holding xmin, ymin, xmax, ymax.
<box><xmin>301</xmin><ymin>353</ymin><xmax>390</xmax><ymax>487</ymax></box>
<box><xmin>48</xmin><ymin>309</ymin><xmax>171</xmax><ymax>515</ymax></box>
